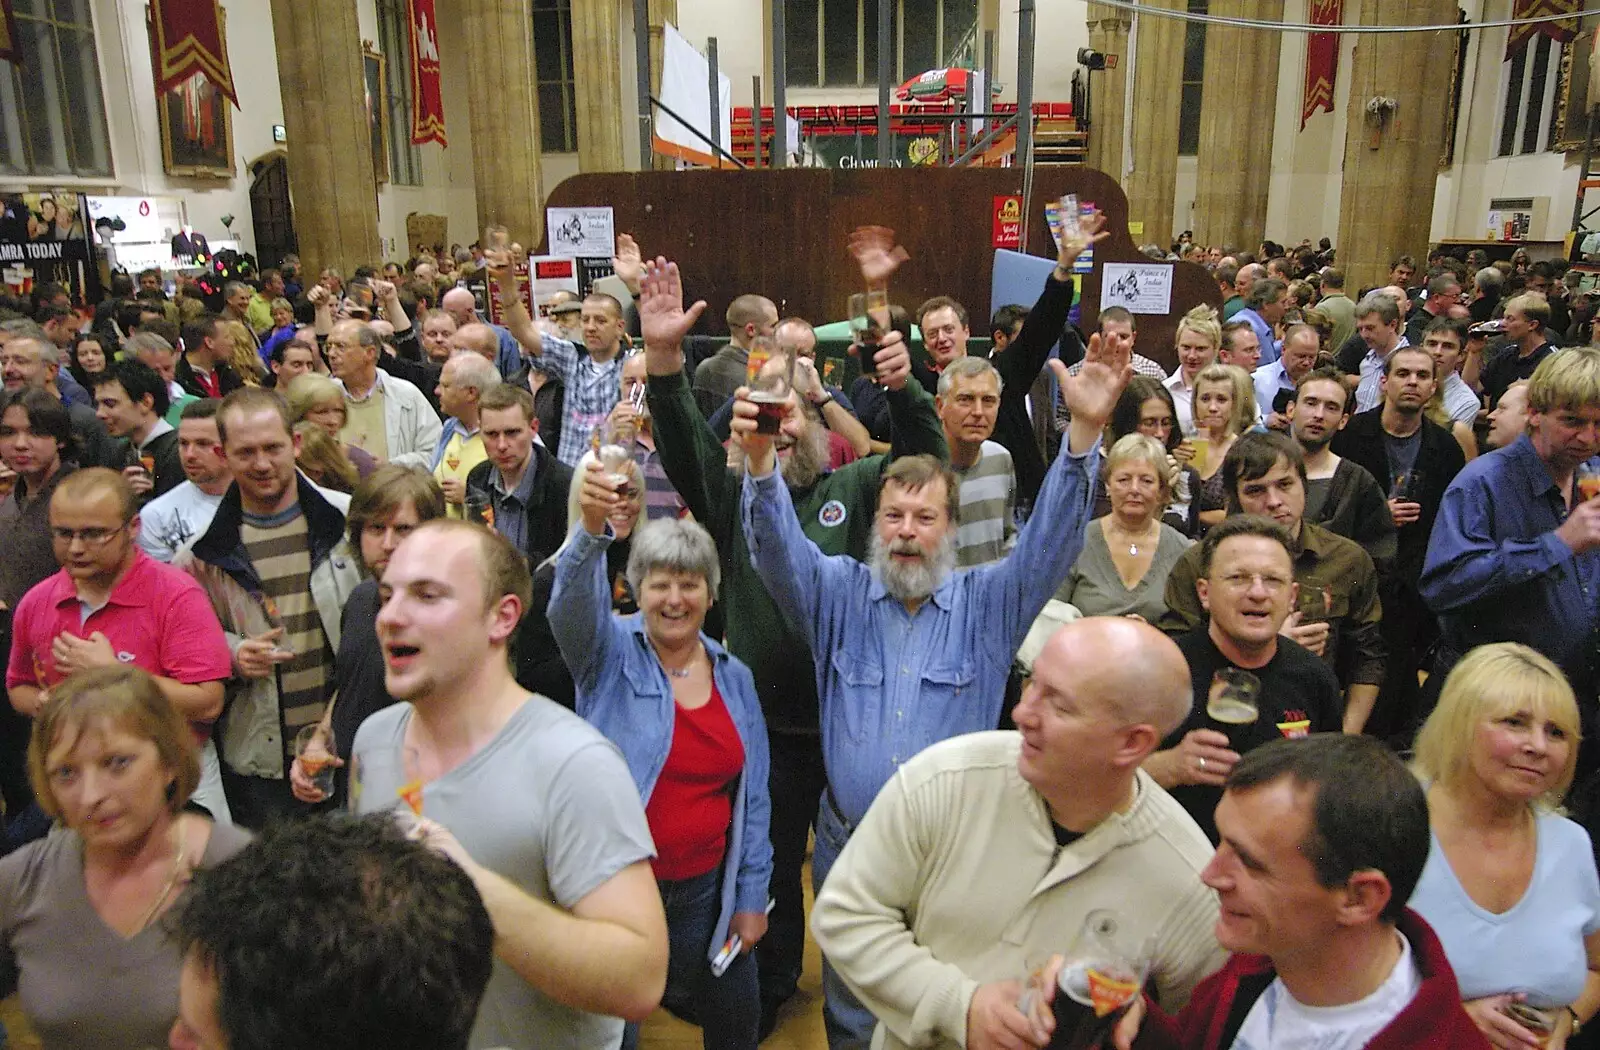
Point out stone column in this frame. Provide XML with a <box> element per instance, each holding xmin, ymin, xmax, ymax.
<box><xmin>1084</xmin><ymin>3</ymin><xmax>1130</xmax><ymax>180</ymax></box>
<box><xmin>267</xmin><ymin>0</ymin><xmax>380</xmax><ymax>277</ymax></box>
<box><xmin>648</xmin><ymin>0</ymin><xmax>678</xmax><ymax>170</ymax></box>
<box><xmin>573</xmin><ymin>0</ymin><xmax>625</xmax><ymax>172</ymax></box>
<box><xmin>460</xmin><ymin>0</ymin><xmax>544</xmax><ymax>246</ymax></box>
<box><xmin>1123</xmin><ymin>0</ymin><xmax>1185</xmax><ymax>248</ymax></box>
<box><xmin>1336</xmin><ymin>0</ymin><xmax>1457</xmax><ymax>292</ymax></box>
<box><xmin>1193</xmin><ymin>0</ymin><xmax>1284</xmax><ymax>250</ymax></box>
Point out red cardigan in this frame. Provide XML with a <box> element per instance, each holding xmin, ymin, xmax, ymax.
<box><xmin>1136</xmin><ymin>909</ymin><xmax>1490</xmax><ymax>1050</ymax></box>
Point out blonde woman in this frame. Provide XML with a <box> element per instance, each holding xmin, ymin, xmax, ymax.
<box><xmin>221</xmin><ymin>320</ymin><xmax>265</xmax><ymax>385</ymax></box>
<box><xmin>283</xmin><ymin>373</ymin><xmax>378</xmax><ymax>481</ymax></box>
<box><xmin>1056</xmin><ymin>433</ymin><xmax>1192</xmax><ymax>621</ymax></box>
<box><xmin>1190</xmin><ymin>363</ymin><xmax>1257</xmax><ymax>531</ymax></box>
<box><xmin>0</xmin><ymin>666</ymin><xmax>250</xmax><ymax>1048</ymax></box>
<box><xmin>292</xmin><ymin>421</ymin><xmax>360</xmax><ymax>493</ymax></box>
<box><xmin>1411</xmin><ymin>643</ymin><xmax>1600</xmax><ymax>1050</ymax></box>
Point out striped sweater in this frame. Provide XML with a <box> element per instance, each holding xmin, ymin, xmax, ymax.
<box><xmin>953</xmin><ymin>440</ymin><xmax>1017</xmax><ymax>568</ymax></box>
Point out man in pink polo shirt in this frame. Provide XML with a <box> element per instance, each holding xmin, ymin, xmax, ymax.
<box><xmin>6</xmin><ymin>467</ymin><xmax>233</xmax><ymax>821</ymax></box>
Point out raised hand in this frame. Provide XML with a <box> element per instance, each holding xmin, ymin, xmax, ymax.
<box><xmin>1058</xmin><ymin>208</ymin><xmax>1109</xmax><ymax>270</ymax></box>
<box><xmin>612</xmin><ymin>233</ymin><xmax>644</xmax><ymax>291</ymax></box>
<box><xmin>578</xmin><ymin>460</ymin><xmax>622</xmax><ymax>536</ymax></box>
<box><xmin>484</xmin><ymin>244</ymin><xmax>515</xmax><ymax>282</ymax></box>
<box><xmin>639</xmin><ymin>258</ymin><xmax>707</xmax><ymax>373</ymax></box>
<box><xmin>1053</xmin><ymin>332</ymin><xmax>1132</xmax><ymax>452</ymax></box>
<box><xmin>847</xmin><ymin>225</ymin><xmax>910</xmax><ymax>286</ymax></box>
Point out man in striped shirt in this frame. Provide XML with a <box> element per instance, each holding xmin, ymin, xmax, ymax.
<box><xmin>937</xmin><ymin>357</ymin><xmax>1016</xmax><ymax>567</ymax></box>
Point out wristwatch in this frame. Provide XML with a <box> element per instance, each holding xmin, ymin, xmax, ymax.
<box><xmin>814</xmin><ymin>394</ymin><xmax>835</xmax><ymax>409</ymax></box>
<box><xmin>1570</xmin><ymin>1006</ymin><xmax>1583</xmax><ymax>1036</ymax></box>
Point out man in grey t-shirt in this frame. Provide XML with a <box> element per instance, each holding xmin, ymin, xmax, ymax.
<box><xmin>352</xmin><ymin>520</ymin><xmax>667</xmax><ymax>1050</ymax></box>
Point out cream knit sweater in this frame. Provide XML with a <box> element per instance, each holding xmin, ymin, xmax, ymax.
<box><xmin>813</xmin><ymin>731</ymin><xmax>1226</xmax><ymax>1050</ymax></box>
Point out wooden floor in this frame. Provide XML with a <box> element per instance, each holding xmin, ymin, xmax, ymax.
<box><xmin>0</xmin><ymin>860</ymin><xmax>828</xmax><ymax>1050</ymax></box>
<box><xmin>642</xmin><ymin>858</ymin><xmax>827</xmax><ymax>1049</ymax></box>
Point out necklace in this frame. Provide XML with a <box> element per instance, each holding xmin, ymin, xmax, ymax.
<box><xmin>1108</xmin><ymin>520</ymin><xmax>1158</xmax><ymax>557</ymax></box>
<box><xmin>132</xmin><ymin>819</ymin><xmax>190</xmax><ymax>935</ymax></box>
<box><xmin>653</xmin><ymin>641</ymin><xmax>702</xmax><ymax>679</ymax></box>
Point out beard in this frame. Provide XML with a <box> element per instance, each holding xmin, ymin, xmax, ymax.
<box><xmin>1295</xmin><ymin>427</ymin><xmax>1337</xmax><ymax>454</ymax></box>
<box><xmin>869</xmin><ymin>528</ymin><xmax>958</xmax><ymax>603</ymax></box>
<box><xmin>730</xmin><ymin>421</ymin><xmax>831</xmax><ymax>490</ymax></box>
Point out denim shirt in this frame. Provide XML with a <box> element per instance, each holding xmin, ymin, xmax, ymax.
<box><xmin>740</xmin><ymin>435</ymin><xmax>1100</xmax><ymax>826</ymax></box>
<box><xmin>548</xmin><ymin>527</ymin><xmax>772</xmax><ymax>959</ymax></box>
<box><xmin>1420</xmin><ymin>434</ymin><xmax>1600</xmax><ymax>691</ymax></box>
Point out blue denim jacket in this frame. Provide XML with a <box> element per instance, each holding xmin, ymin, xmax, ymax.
<box><xmin>549</xmin><ymin>527</ymin><xmax>773</xmax><ymax>960</ymax></box>
<box><xmin>740</xmin><ymin>435</ymin><xmax>1099</xmax><ymax>825</ymax></box>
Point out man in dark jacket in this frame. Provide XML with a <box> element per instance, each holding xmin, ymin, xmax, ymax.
<box><xmin>463</xmin><ymin>384</ymin><xmax>572</xmax><ymax>567</ymax></box>
<box><xmin>176</xmin><ymin>314</ymin><xmax>246</xmax><ymax>400</ymax></box>
<box><xmin>1331</xmin><ymin>345</ymin><xmax>1465</xmax><ymax>743</ymax></box>
<box><xmin>1034</xmin><ymin>735</ymin><xmax>1488</xmax><ymax>1050</ymax></box>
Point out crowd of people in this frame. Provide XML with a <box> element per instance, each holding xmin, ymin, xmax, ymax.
<box><xmin>0</xmin><ymin>216</ymin><xmax>1595</xmax><ymax>1050</ymax></box>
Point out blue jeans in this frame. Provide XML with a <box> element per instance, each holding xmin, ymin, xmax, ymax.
<box><xmin>814</xmin><ymin>792</ymin><xmax>878</xmax><ymax>1050</ymax></box>
<box><xmin>622</xmin><ymin>864</ymin><xmax>759</xmax><ymax>1050</ymax></box>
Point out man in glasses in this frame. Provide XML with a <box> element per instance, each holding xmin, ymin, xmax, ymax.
<box><xmin>6</xmin><ymin>467</ymin><xmax>233</xmax><ymax>821</ymax></box>
<box><xmin>1161</xmin><ymin>432</ymin><xmax>1385</xmax><ymax>736</ymax></box>
<box><xmin>1143</xmin><ymin>516</ymin><xmax>1342</xmax><ymax>842</ymax></box>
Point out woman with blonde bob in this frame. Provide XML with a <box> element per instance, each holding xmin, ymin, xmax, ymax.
<box><xmin>1190</xmin><ymin>363</ymin><xmax>1257</xmax><ymax>532</ymax></box>
<box><xmin>284</xmin><ymin>373</ymin><xmax>378</xmax><ymax>482</ymax></box>
<box><xmin>0</xmin><ymin>666</ymin><xmax>249</xmax><ymax>1048</ymax></box>
<box><xmin>1057</xmin><ymin>433</ymin><xmax>1191</xmax><ymax>621</ymax></box>
<box><xmin>1410</xmin><ymin>643</ymin><xmax>1600</xmax><ymax>1050</ymax></box>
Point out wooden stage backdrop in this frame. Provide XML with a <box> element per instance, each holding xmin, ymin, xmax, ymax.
<box><xmin>539</xmin><ymin>167</ymin><xmax>1220</xmax><ymax>373</ymax></box>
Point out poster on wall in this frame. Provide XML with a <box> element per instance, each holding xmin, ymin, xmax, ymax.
<box><xmin>0</xmin><ymin>192</ymin><xmax>102</xmax><ymax>304</ymax></box>
<box><xmin>1100</xmin><ymin>262</ymin><xmax>1173</xmax><ymax>315</ymax></box>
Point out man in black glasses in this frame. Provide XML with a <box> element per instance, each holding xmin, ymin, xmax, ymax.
<box><xmin>7</xmin><ymin>466</ymin><xmax>233</xmax><ymax>820</ymax></box>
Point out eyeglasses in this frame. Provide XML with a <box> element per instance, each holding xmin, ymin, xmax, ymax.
<box><xmin>1215</xmin><ymin>572</ymin><xmax>1293</xmax><ymax>594</ymax></box>
<box><xmin>50</xmin><ymin>523</ymin><xmax>129</xmax><ymax>546</ymax></box>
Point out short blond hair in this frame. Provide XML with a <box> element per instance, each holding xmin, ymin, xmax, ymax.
<box><xmin>1528</xmin><ymin>346</ymin><xmax>1600</xmax><ymax>415</ymax></box>
<box><xmin>1413</xmin><ymin>643</ymin><xmax>1580</xmax><ymax>810</ymax></box>
<box><xmin>1103</xmin><ymin>433</ymin><xmax>1172</xmax><ymax>505</ymax></box>
<box><xmin>284</xmin><ymin>373</ymin><xmax>346</xmax><ymax>427</ymax></box>
<box><xmin>31</xmin><ymin>665</ymin><xmax>200</xmax><ymax>821</ymax></box>
<box><xmin>1174</xmin><ymin>304</ymin><xmax>1221</xmax><ymax>351</ymax></box>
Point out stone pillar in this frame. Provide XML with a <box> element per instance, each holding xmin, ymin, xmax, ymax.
<box><xmin>1193</xmin><ymin>0</ymin><xmax>1284</xmax><ymax>251</ymax></box>
<box><xmin>1084</xmin><ymin>3</ymin><xmax>1130</xmax><ymax>180</ymax></box>
<box><xmin>460</xmin><ymin>0</ymin><xmax>544</xmax><ymax>246</ymax></box>
<box><xmin>267</xmin><ymin>0</ymin><xmax>380</xmax><ymax>278</ymax></box>
<box><xmin>1336</xmin><ymin>0</ymin><xmax>1457</xmax><ymax>292</ymax></box>
<box><xmin>648</xmin><ymin>0</ymin><xmax>678</xmax><ymax>170</ymax></box>
<box><xmin>1123</xmin><ymin>0</ymin><xmax>1185</xmax><ymax>248</ymax></box>
<box><xmin>573</xmin><ymin>0</ymin><xmax>625</xmax><ymax>172</ymax></box>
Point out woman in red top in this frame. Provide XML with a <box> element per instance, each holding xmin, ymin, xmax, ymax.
<box><xmin>550</xmin><ymin>460</ymin><xmax>772</xmax><ymax>1050</ymax></box>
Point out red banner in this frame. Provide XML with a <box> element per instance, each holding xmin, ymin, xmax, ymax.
<box><xmin>150</xmin><ymin>0</ymin><xmax>236</xmax><ymax>107</ymax></box>
<box><xmin>1507</xmin><ymin>0</ymin><xmax>1582</xmax><ymax>59</ymax></box>
<box><xmin>0</xmin><ymin>1</ymin><xmax>18</xmax><ymax>65</ymax></box>
<box><xmin>408</xmin><ymin>0</ymin><xmax>447</xmax><ymax>146</ymax></box>
<box><xmin>1301</xmin><ymin>0</ymin><xmax>1342</xmax><ymax>129</ymax></box>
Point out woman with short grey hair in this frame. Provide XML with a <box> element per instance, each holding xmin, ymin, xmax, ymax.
<box><xmin>550</xmin><ymin>460</ymin><xmax>771</xmax><ymax>1050</ymax></box>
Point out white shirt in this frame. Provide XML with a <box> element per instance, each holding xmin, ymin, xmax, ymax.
<box><xmin>1233</xmin><ymin>932</ymin><xmax>1420</xmax><ymax>1050</ymax></box>
<box><xmin>1165</xmin><ymin>369</ymin><xmax>1201</xmax><ymax>437</ymax></box>
<box><xmin>136</xmin><ymin>482</ymin><xmax>223</xmax><ymax>562</ymax></box>
<box><xmin>1353</xmin><ymin>337</ymin><xmax>1410</xmax><ymax>414</ymax></box>
<box><xmin>1439</xmin><ymin>372</ymin><xmax>1481</xmax><ymax>425</ymax></box>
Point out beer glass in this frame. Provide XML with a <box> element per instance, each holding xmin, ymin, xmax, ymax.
<box><xmin>1023</xmin><ymin>910</ymin><xmax>1152</xmax><ymax>1050</ymax></box>
<box><xmin>849</xmin><ymin>291</ymin><xmax>889</xmax><ymax>379</ymax></box>
<box><xmin>1578</xmin><ymin>462</ymin><xmax>1600</xmax><ymax>503</ymax></box>
<box><xmin>745</xmin><ymin>336</ymin><xmax>794</xmax><ymax>436</ymax></box>
<box><xmin>294</xmin><ymin>724</ymin><xmax>336</xmax><ymax>799</ymax></box>
<box><xmin>1207</xmin><ymin>668</ymin><xmax>1262</xmax><ymax>734</ymax></box>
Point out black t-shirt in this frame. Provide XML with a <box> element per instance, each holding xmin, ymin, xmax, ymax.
<box><xmin>1481</xmin><ymin>340</ymin><xmax>1553</xmax><ymax>408</ymax></box>
<box><xmin>1163</xmin><ymin>629</ymin><xmax>1345</xmax><ymax>842</ymax></box>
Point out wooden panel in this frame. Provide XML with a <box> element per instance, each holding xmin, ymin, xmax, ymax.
<box><xmin>540</xmin><ymin>167</ymin><xmax>1220</xmax><ymax>372</ymax></box>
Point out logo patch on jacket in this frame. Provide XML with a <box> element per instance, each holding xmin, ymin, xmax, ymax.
<box><xmin>818</xmin><ymin>500</ymin><xmax>847</xmax><ymax>528</ymax></box>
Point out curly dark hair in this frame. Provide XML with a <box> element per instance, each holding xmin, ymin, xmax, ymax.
<box><xmin>170</xmin><ymin>813</ymin><xmax>495</xmax><ymax>1050</ymax></box>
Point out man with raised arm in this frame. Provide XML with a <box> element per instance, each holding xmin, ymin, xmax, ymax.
<box><xmin>733</xmin><ymin>317</ymin><xmax>1131</xmax><ymax>1049</ymax></box>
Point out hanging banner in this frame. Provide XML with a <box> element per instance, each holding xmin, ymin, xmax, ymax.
<box><xmin>408</xmin><ymin>0</ymin><xmax>447</xmax><ymax>146</ymax></box>
<box><xmin>1301</xmin><ymin>0</ymin><xmax>1341</xmax><ymax>129</ymax></box>
<box><xmin>149</xmin><ymin>0</ymin><xmax>237</xmax><ymax>107</ymax></box>
<box><xmin>0</xmin><ymin>0</ymin><xmax>18</xmax><ymax>65</ymax></box>
<box><xmin>1507</xmin><ymin>0</ymin><xmax>1581</xmax><ymax>59</ymax></box>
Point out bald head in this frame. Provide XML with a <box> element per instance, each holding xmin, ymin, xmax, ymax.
<box><xmin>449</xmin><ymin>322</ymin><xmax>500</xmax><ymax>363</ymax></box>
<box><xmin>441</xmin><ymin>288</ymin><xmax>479</xmax><ymax>327</ymax></box>
<box><xmin>1235</xmin><ymin>264</ymin><xmax>1264</xmax><ymax>297</ymax></box>
<box><xmin>1037</xmin><ymin>617</ymin><xmax>1193</xmax><ymax>736</ymax></box>
<box><xmin>1380</xmin><ymin>285</ymin><xmax>1412</xmax><ymax>316</ymax></box>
